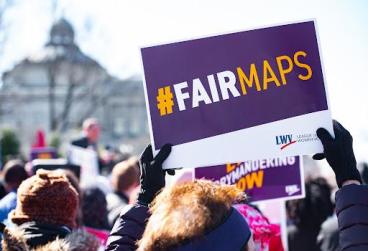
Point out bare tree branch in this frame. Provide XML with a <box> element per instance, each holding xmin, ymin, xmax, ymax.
<box><xmin>0</xmin><ymin>0</ymin><xmax>15</xmax><ymax>57</ymax></box>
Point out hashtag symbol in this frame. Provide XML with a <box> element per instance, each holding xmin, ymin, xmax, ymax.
<box><xmin>157</xmin><ymin>86</ymin><xmax>174</xmax><ymax>116</ymax></box>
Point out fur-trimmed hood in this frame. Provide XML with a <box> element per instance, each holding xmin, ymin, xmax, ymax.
<box><xmin>2</xmin><ymin>226</ymin><xmax>101</xmax><ymax>251</ymax></box>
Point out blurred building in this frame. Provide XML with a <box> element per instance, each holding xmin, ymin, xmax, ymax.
<box><xmin>0</xmin><ymin>18</ymin><xmax>149</xmax><ymax>153</ymax></box>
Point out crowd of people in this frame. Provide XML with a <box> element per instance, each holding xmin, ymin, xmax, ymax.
<box><xmin>0</xmin><ymin>119</ymin><xmax>366</xmax><ymax>251</ymax></box>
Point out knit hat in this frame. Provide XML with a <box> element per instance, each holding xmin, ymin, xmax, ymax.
<box><xmin>10</xmin><ymin>169</ymin><xmax>79</xmax><ymax>228</ymax></box>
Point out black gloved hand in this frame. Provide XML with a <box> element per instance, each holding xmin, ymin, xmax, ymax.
<box><xmin>313</xmin><ymin>120</ymin><xmax>362</xmax><ymax>187</ymax></box>
<box><xmin>137</xmin><ymin>144</ymin><xmax>175</xmax><ymax>206</ymax></box>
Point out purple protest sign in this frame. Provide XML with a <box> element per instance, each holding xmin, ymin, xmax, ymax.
<box><xmin>30</xmin><ymin>147</ymin><xmax>57</xmax><ymax>161</ymax></box>
<box><xmin>195</xmin><ymin>156</ymin><xmax>304</xmax><ymax>202</ymax></box>
<box><xmin>141</xmin><ymin>20</ymin><xmax>332</xmax><ymax>169</ymax></box>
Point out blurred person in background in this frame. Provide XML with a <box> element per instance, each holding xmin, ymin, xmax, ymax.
<box><xmin>70</xmin><ymin>118</ymin><xmax>106</xmax><ymax>173</ymax></box>
<box><xmin>71</xmin><ymin>118</ymin><xmax>101</xmax><ymax>151</ymax></box>
<box><xmin>286</xmin><ymin>178</ymin><xmax>334</xmax><ymax>251</ymax></box>
<box><xmin>107</xmin><ymin>157</ymin><xmax>140</xmax><ymax>227</ymax></box>
<box><xmin>0</xmin><ymin>160</ymin><xmax>28</xmax><ymax>224</ymax></box>
<box><xmin>100</xmin><ymin>145</ymin><xmax>129</xmax><ymax>174</ymax></box>
<box><xmin>81</xmin><ymin>186</ymin><xmax>110</xmax><ymax>247</ymax></box>
<box><xmin>0</xmin><ymin>169</ymin><xmax>100</xmax><ymax>250</ymax></box>
<box><xmin>107</xmin><ymin>120</ymin><xmax>368</xmax><ymax>251</ymax></box>
<box><xmin>317</xmin><ymin>213</ymin><xmax>339</xmax><ymax>251</ymax></box>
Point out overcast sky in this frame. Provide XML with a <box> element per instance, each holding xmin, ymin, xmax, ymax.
<box><xmin>1</xmin><ymin>0</ymin><xmax>368</xmax><ymax>159</ymax></box>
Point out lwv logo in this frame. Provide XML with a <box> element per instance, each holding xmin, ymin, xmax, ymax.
<box><xmin>276</xmin><ymin>134</ymin><xmax>296</xmax><ymax>150</ymax></box>
<box><xmin>285</xmin><ymin>185</ymin><xmax>300</xmax><ymax>196</ymax></box>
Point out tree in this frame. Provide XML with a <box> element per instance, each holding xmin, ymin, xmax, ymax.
<box><xmin>47</xmin><ymin>60</ymin><xmax>109</xmax><ymax>132</ymax></box>
<box><xmin>1</xmin><ymin>128</ymin><xmax>20</xmax><ymax>162</ymax></box>
<box><xmin>0</xmin><ymin>0</ymin><xmax>16</xmax><ymax>121</ymax></box>
<box><xmin>49</xmin><ymin>132</ymin><xmax>60</xmax><ymax>149</ymax></box>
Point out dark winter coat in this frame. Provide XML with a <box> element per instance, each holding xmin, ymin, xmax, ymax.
<box><xmin>335</xmin><ymin>184</ymin><xmax>368</xmax><ymax>251</ymax></box>
<box><xmin>106</xmin><ymin>204</ymin><xmax>148</xmax><ymax>251</ymax></box>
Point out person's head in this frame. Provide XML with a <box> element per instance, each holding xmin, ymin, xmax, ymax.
<box><xmin>138</xmin><ymin>180</ymin><xmax>253</xmax><ymax>251</ymax></box>
<box><xmin>81</xmin><ymin>186</ymin><xmax>109</xmax><ymax>230</ymax></box>
<box><xmin>111</xmin><ymin>157</ymin><xmax>140</xmax><ymax>195</ymax></box>
<box><xmin>2</xmin><ymin>160</ymin><xmax>28</xmax><ymax>192</ymax></box>
<box><xmin>286</xmin><ymin>177</ymin><xmax>334</xmax><ymax>229</ymax></box>
<box><xmin>82</xmin><ymin>118</ymin><xmax>100</xmax><ymax>143</ymax></box>
<box><xmin>10</xmin><ymin>169</ymin><xmax>79</xmax><ymax>229</ymax></box>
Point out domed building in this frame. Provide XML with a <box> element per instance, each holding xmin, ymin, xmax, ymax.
<box><xmin>48</xmin><ymin>18</ymin><xmax>75</xmax><ymax>46</ymax></box>
<box><xmin>0</xmin><ymin>19</ymin><xmax>148</xmax><ymax>153</ymax></box>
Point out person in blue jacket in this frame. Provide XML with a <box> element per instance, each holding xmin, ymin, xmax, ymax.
<box><xmin>0</xmin><ymin>160</ymin><xmax>28</xmax><ymax>224</ymax></box>
<box><xmin>107</xmin><ymin>120</ymin><xmax>368</xmax><ymax>251</ymax></box>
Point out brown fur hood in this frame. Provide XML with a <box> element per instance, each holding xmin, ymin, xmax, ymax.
<box><xmin>2</xmin><ymin>226</ymin><xmax>101</xmax><ymax>251</ymax></box>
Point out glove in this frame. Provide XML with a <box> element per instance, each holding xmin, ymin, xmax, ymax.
<box><xmin>137</xmin><ymin>144</ymin><xmax>175</xmax><ymax>206</ymax></box>
<box><xmin>313</xmin><ymin>120</ymin><xmax>361</xmax><ymax>187</ymax></box>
